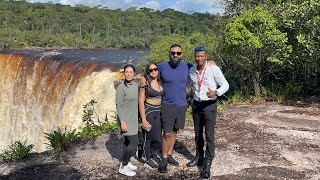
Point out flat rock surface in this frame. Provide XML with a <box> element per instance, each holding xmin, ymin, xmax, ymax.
<box><xmin>1</xmin><ymin>101</ymin><xmax>319</xmax><ymax>179</ymax></box>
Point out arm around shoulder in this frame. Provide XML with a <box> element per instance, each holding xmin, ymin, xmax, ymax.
<box><xmin>207</xmin><ymin>60</ymin><xmax>216</xmax><ymax>66</ymax></box>
<box><xmin>139</xmin><ymin>76</ymin><xmax>148</xmax><ymax>87</ymax></box>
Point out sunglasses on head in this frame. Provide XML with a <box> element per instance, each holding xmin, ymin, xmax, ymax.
<box><xmin>148</xmin><ymin>68</ymin><xmax>158</xmax><ymax>73</ymax></box>
<box><xmin>170</xmin><ymin>51</ymin><xmax>182</xmax><ymax>56</ymax></box>
<box><xmin>194</xmin><ymin>46</ymin><xmax>206</xmax><ymax>52</ymax></box>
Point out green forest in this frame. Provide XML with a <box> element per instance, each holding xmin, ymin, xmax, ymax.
<box><xmin>0</xmin><ymin>0</ymin><xmax>224</xmax><ymax>48</ymax></box>
<box><xmin>0</xmin><ymin>0</ymin><xmax>319</xmax><ymax>99</ymax></box>
<box><xmin>142</xmin><ymin>0</ymin><xmax>319</xmax><ymax>99</ymax></box>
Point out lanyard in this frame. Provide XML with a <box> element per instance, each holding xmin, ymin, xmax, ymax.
<box><xmin>196</xmin><ymin>62</ymin><xmax>208</xmax><ymax>93</ymax></box>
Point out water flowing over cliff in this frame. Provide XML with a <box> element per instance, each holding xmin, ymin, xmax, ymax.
<box><xmin>0</xmin><ymin>54</ymin><xmax>119</xmax><ymax>152</ymax></box>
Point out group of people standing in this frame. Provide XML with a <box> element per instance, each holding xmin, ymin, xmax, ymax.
<box><xmin>115</xmin><ymin>44</ymin><xmax>229</xmax><ymax>178</ymax></box>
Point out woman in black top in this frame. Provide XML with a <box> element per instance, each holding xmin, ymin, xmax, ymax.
<box><xmin>138</xmin><ymin>62</ymin><xmax>164</xmax><ymax>169</ymax></box>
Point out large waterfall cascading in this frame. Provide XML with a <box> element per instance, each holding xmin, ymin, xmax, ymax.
<box><xmin>0</xmin><ymin>54</ymin><xmax>118</xmax><ymax>152</ymax></box>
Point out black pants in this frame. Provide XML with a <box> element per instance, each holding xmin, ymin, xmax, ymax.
<box><xmin>122</xmin><ymin>135</ymin><xmax>138</xmax><ymax>166</ymax></box>
<box><xmin>143</xmin><ymin>102</ymin><xmax>161</xmax><ymax>161</ymax></box>
<box><xmin>192</xmin><ymin>100</ymin><xmax>217</xmax><ymax>160</ymax></box>
<box><xmin>144</xmin><ymin>102</ymin><xmax>161</xmax><ymax>142</ymax></box>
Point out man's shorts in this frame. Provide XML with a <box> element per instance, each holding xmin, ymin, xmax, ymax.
<box><xmin>161</xmin><ymin>104</ymin><xmax>187</xmax><ymax>134</ymax></box>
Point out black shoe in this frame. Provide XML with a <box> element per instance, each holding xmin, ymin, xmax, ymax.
<box><xmin>186</xmin><ymin>155</ymin><xmax>204</xmax><ymax>167</ymax></box>
<box><xmin>200</xmin><ymin>160</ymin><xmax>212</xmax><ymax>179</ymax></box>
<box><xmin>158</xmin><ymin>159</ymin><xmax>168</xmax><ymax>173</ymax></box>
<box><xmin>167</xmin><ymin>155</ymin><xmax>179</xmax><ymax>166</ymax></box>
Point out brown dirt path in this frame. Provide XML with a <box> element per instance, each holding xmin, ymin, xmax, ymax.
<box><xmin>1</xmin><ymin>102</ymin><xmax>319</xmax><ymax>179</ymax></box>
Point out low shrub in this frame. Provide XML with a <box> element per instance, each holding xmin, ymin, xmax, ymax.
<box><xmin>0</xmin><ymin>140</ymin><xmax>34</xmax><ymax>162</ymax></box>
<box><xmin>45</xmin><ymin>128</ymin><xmax>78</xmax><ymax>153</ymax></box>
<box><xmin>79</xmin><ymin>100</ymin><xmax>117</xmax><ymax>138</ymax></box>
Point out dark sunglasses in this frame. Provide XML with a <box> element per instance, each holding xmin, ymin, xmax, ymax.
<box><xmin>170</xmin><ymin>51</ymin><xmax>182</xmax><ymax>56</ymax></box>
<box><xmin>148</xmin><ymin>68</ymin><xmax>158</xmax><ymax>73</ymax></box>
<box><xmin>194</xmin><ymin>46</ymin><xmax>206</xmax><ymax>52</ymax></box>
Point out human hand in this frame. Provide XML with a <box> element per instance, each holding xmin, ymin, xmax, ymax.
<box><xmin>140</xmin><ymin>77</ymin><xmax>148</xmax><ymax>87</ymax></box>
<box><xmin>206</xmin><ymin>88</ymin><xmax>217</xmax><ymax>98</ymax></box>
<box><xmin>121</xmin><ymin>121</ymin><xmax>128</xmax><ymax>132</ymax></box>
<box><xmin>207</xmin><ymin>60</ymin><xmax>216</xmax><ymax>66</ymax></box>
<box><xmin>141</xmin><ymin>120</ymin><xmax>149</xmax><ymax>130</ymax></box>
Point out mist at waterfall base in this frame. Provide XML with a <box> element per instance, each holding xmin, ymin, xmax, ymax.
<box><xmin>0</xmin><ymin>49</ymin><xmax>149</xmax><ymax>152</ymax></box>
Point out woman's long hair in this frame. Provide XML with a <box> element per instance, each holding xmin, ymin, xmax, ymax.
<box><xmin>144</xmin><ymin>62</ymin><xmax>162</xmax><ymax>96</ymax></box>
<box><xmin>123</xmin><ymin>64</ymin><xmax>135</xmax><ymax>87</ymax></box>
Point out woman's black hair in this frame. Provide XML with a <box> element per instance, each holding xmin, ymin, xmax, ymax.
<box><xmin>144</xmin><ymin>62</ymin><xmax>162</xmax><ymax>96</ymax></box>
<box><xmin>123</xmin><ymin>64</ymin><xmax>135</xmax><ymax>87</ymax></box>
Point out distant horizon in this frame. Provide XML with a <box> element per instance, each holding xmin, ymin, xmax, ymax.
<box><xmin>27</xmin><ymin>0</ymin><xmax>225</xmax><ymax>14</ymax></box>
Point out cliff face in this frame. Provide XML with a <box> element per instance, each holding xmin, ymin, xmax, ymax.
<box><xmin>0</xmin><ymin>54</ymin><xmax>118</xmax><ymax>152</ymax></box>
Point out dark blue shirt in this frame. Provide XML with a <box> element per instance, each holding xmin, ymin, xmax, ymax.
<box><xmin>158</xmin><ymin>61</ymin><xmax>193</xmax><ymax>107</ymax></box>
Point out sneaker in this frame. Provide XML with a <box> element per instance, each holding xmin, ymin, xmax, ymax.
<box><xmin>158</xmin><ymin>159</ymin><xmax>168</xmax><ymax>173</ymax></box>
<box><xmin>144</xmin><ymin>159</ymin><xmax>157</xmax><ymax>169</ymax></box>
<box><xmin>167</xmin><ymin>155</ymin><xmax>179</xmax><ymax>166</ymax></box>
<box><xmin>119</xmin><ymin>163</ymin><xmax>136</xmax><ymax>176</ymax></box>
<box><xmin>127</xmin><ymin>162</ymin><xmax>137</xmax><ymax>171</ymax></box>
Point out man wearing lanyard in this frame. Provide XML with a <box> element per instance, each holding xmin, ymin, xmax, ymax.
<box><xmin>187</xmin><ymin>46</ymin><xmax>229</xmax><ymax>179</ymax></box>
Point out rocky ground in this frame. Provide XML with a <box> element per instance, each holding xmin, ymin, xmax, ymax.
<box><xmin>0</xmin><ymin>100</ymin><xmax>319</xmax><ymax>180</ymax></box>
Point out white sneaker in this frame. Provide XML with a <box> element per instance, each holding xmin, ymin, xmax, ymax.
<box><xmin>119</xmin><ymin>163</ymin><xmax>136</xmax><ymax>176</ymax></box>
<box><xmin>144</xmin><ymin>163</ymin><xmax>156</xmax><ymax>170</ymax></box>
<box><xmin>127</xmin><ymin>162</ymin><xmax>137</xmax><ymax>171</ymax></box>
<box><xmin>143</xmin><ymin>159</ymin><xmax>157</xmax><ymax>169</ymax></box>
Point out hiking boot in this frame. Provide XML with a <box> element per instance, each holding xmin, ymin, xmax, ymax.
<box><xmin>167</xmin><ymin>155</ymin><xmax>179</xmax><ymax>166</ymax></box>
<box><xmin>127</xmin><ymin>162</ymin><xmax>137</xmax><ymax>171</ymax></box>
<box><xmin>119</xmin><ymin>163</ymin><xmax>136</xmax><ymax>177</ymax></box>
<box><xmin>144</xmin><ymin>159</ymin><xmax>157</xmax><ymax>169</ymax></box>
<box><xmin>158</xmin><ymin>159</ymin><xmax>168</xmax><ymax>173</ymax></box>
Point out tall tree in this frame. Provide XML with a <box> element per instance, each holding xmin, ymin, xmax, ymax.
<box><xmin>224</xmin><ymin>7</ymin><xmax>292</xmax><ymax>96</ymax></box>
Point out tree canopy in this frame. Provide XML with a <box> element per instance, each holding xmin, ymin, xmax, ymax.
<box><xmin>0</xmin><ymin>0</ymin><xmax>224</xmax><ymax>49</ymax></box>
<box><xmin>142</xmin><ymin>0</ymin><xmax>319</xmax><ymax>98</ymax></box>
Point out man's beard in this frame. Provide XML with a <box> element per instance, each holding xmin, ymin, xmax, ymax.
<box><xmin>169</xmin><ymin>57</ymin><xmax>181</xmax><ymax>68</ymax></box>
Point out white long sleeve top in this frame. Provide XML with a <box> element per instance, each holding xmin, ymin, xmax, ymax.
<box><xmin>189</xmin><ymin>62</ymin><xmax>229</xmax><ymax>101</ymax></box>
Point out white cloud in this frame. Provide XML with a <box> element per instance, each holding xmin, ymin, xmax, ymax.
<box><xmin>58</xmin><ymin>0</ymin><xmax>138</xmax><ymax>9</ymax></box>
<box><xmin>27</xmin><ymin>0</ymin><xmax>58</xmax><ymax>2</ymax></box>
<box><xmin>26</xmin><ymin>0</ymin><xmax>224</xmax><ymax>13</ymax></box>
<box><xmin>169</xmin><ymin>0</ymin><xmax>223</xmax><ymax>14</ymax></box>
<box><xmin>145</xmin><ymin>0</ymin><xmax>161</xmax><ymax>11</ymax></box>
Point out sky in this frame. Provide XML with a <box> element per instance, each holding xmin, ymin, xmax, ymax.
<box><xmin>27</xmin><ymin>0</ymin><xmax>225</xmax><ymax>14</ymax></box>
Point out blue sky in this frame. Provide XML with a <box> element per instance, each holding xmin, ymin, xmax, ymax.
<box><xmin>27</xmin><ymin>0</ymin><xmax>224</xmax><ymax>14</ymax></box>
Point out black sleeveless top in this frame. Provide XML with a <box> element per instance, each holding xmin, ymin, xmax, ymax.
<box><xmin>146</xmin><ymin>86</ymin><xmax>164</xmax><ymax>99</ymax></box>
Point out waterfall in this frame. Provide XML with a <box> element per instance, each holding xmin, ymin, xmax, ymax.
<box><xmin>0</xmin><ymin>54</ymin><xmax>118</xmax><ymax>152</ymax></box>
